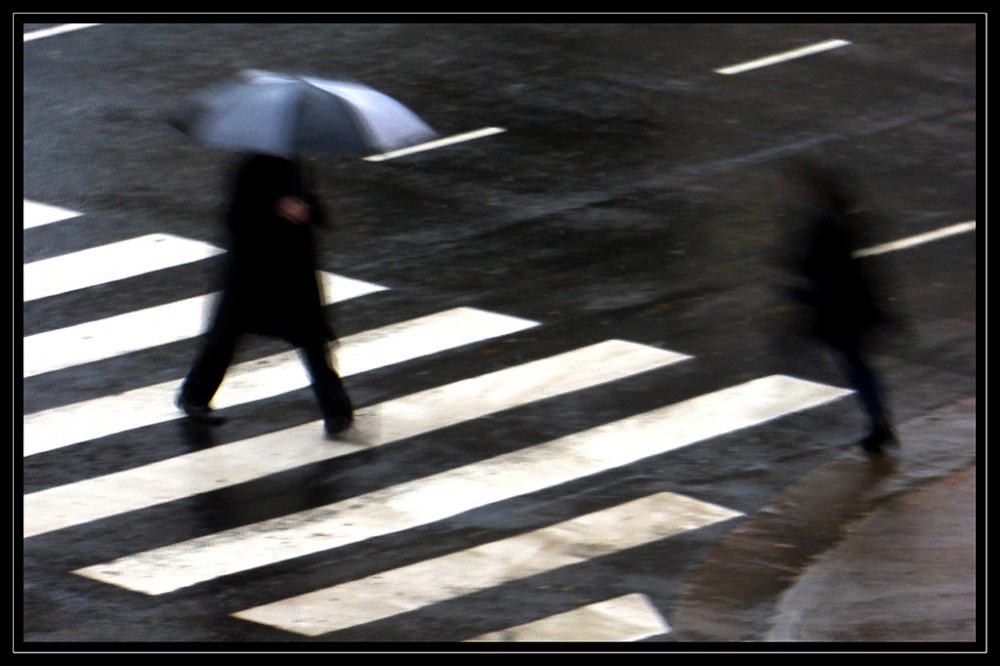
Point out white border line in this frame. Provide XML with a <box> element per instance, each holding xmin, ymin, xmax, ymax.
<box><xmin>715</xmin><ymin>39</ymin><xmax>851</xmax><ymax>75</ymax></box>
<box><xmin>364</xmin><ymin>127</ymin><xmax>507</xmax><ymax>162</ymax></box>
<box><xmin>23</xmin><ymin>23</ymin><xmax>100</xmax><ymax>42</ymax></box>
<box><xmin>853</xmin><ymin>221</ymin><xmax>976</xmax><ymax>258</ymax></box>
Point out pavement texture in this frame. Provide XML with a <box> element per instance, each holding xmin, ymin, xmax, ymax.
<box><xmin>670</xmin><ymin>395</ymin><xmax>979</xmax><ymax>645</ymax></box>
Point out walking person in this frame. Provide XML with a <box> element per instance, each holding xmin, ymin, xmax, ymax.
<box><xmin>177</xmin><ymin>153</ymin><xmax>354</xmax><ymax>437</ymax></box>
<box><xmin>779</xmin><ymin>160</ymin><xmax>896</xmax><ymax>453</ymax></box>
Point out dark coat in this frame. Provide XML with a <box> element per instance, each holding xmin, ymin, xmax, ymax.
<box><xmin>213</xmin><ymin>154</ymin><xmax>334</xmax><ymax>347</ymax></box>
<box><xmin>789</xmin><ymin>202</ymin><xmax>883</xmax><ymax>350</ymax></box>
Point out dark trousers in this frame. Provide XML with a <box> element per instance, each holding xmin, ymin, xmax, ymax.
<box><xmin>835</xmin><ymin>345</ymin><xmax>890</xmax><ymax>431</ymax></box>
<box><xmin>180</xmin><ymin>322</ymin><xmax>353</xmax><ymax>424</ymax></box>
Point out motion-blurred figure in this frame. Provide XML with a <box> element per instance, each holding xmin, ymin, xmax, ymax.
<box><xmin>779</xmin><ymin>160</ymin><xmax>896</xmax><ymax>452</ymax></box>
<box><xmin>177</xmin><ymin>153</ymin><xmax>354</xmax><ymax>437</ymax></box>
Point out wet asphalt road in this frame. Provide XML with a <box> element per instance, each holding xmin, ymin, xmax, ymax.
<box><xmin>20</xmin><ymin>20</ymin><xmax>978</xmax><ymax>647</ymax></box>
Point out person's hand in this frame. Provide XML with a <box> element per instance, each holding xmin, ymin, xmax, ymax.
<box><xmin>275</xmin><ymin>196</ymin><xmax>312</xmax><ymax>224</ymax></box>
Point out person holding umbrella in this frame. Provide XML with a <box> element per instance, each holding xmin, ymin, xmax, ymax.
<box><xmin>170</xmin><ymin>70</ymin><xmax>437</xmax><ymax>437</ymax></box>
<box><xmin>177</xmin><ymin>153</ymin><xmax>355</xmax><ymax>436</ymax></box>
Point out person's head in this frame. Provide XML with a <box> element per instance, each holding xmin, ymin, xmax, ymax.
<box><xmin>781</xmin><ymin>158</ymin><xmax>854</xmax><ymax>213</ymax></box>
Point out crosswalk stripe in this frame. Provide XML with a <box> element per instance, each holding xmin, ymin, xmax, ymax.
<box><xmin>23</xmin><ymin>200</ymin><xmax>81</xmax><ymax>229</ymax></box>
<box><xmin>24</xmin><ymin>340</ymin><xmax>689</xmax><ymax>537</ymax></box>
<box><xmin>231</xmin><ymin>493</ymin><xmax>737</xmax><ymax>636</ymax></box>
<box><xmin>23</xmin><ymin>234</ymin><xmax>226</xmax><ymax>302</ymax></box>
<box><xmin>73</xmin><ymin>374</ymin><xmax>850</xmax><ymax>595</ymax></box>
<box><xmin>23</xmin><ymin>307</ymin><xmax>538</xmax><ymax>457</ymax></box>
<box><xmin>23</xmin><ymin>271</ymin><xmax>386</xmax><ymax>378</ymax></box>
<box><xmin>466</xmin><ymin>593</ymin><xmax>671</xmax><ymax>642</ymax></box>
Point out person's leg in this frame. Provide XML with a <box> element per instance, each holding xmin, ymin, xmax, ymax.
<box><xmin>299</xmin><ymin>342</ymin><xmax>354</xmax><ymax>435</ymax></box>
<box><xmin>178</xmin><ymin>322</ymin><xmax>238</xmax><ymax>424</ymax></box>
<box><xmin>839</xmin><ymin>346</ymin><xmax>894</xmax><ymax>450</ymax></box>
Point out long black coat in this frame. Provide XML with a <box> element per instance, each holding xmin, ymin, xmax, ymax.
<box><xmin>212</xmin><ymin>154</ymin><xmax>334</xmax><ymax>347</ymax></box>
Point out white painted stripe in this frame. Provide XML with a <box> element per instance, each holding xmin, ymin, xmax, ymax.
<box><xmin>24</xmin><ymin>340</ymin><xmax>688</xmax><ymax>537</ymax></box>
<box><xmin>23</xmin><ymin>308</ymin><xmax>538</xmax><ymax>456</ymax></box>
<box><xmin>715</xmin><ymin>39</ymin><xmax>851</xmax><ymax>75</ymax></box>
<box><xmin>73</xmin><ymin>375</ymin><xmax>850</xmax><ymax>595</ymax></box>
<box><xmin>23</xmin><ymin>23</ymin><xmax>101</xmax><ymax>42</ymax></box>
<box><xmin>23</xmin><ymin>271</ymin><xmax>385</xmax><ymax>378</ymax></box>
<box><xmin>24</xmin><ymin>295</ymin><xmax>215</xmax><ymax>378</ymax></box>
<box><xmin>23</xmin><ymin>200</ymin><xmax>82</xmax><ymax>229</ymax></box>
<box><xmin>233</xmin><ymin>494</ymin><xmax>735</xmax><ymax>636</ymax></box>
<box><xmin>467</xmin><ymin>593</ymin><xmax>670</xmax><ymax>642</ymax></box>
<box><xmin>363</xmin><ymin>127</ymin><xmax>506</xmax><ymax>162</ymax></box>
<box><xmin>23</xmin><ymin>234</ymin><xmax>225</xmax><ymax>302</ymax></box>
<box><xmin>853</xmin><ymin>221</ymin><xmax>976</xmax><ymax>258</ymax></box>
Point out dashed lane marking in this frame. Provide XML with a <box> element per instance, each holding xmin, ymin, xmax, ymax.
<box><xmin>364</xmin><ymin>127</ymin><xmax>507</xmax><ymax>161</ymax></box>
<box><xmin>853</xmin><ymin>220</ymin><xmax>976</xmax><ymax>258</ymax></box>
<box><xmin>715</xmin><ymin>39</ymin><xmax>851</xmax><ymax>75</ymax></box>
<box><xmin>22</xmin><ymin>23</ymin><xmax>101</xmax><ymax>42</ymax></box>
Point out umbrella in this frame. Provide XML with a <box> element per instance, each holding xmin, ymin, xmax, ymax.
<box><xmin>169</xmin><ymin>69</ymin><xmax>438</xmax><ymax>159</ymax></box>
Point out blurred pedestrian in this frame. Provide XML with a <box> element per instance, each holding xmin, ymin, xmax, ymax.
<box><xmin>177</xmin><ymin>153</ymin><xmax>354</xmax><ymax>437</ymax></box>
<box><xmin>779</xmin><ymin>160</ymin><xmax>896</xmax><ymax>452</ymax></box>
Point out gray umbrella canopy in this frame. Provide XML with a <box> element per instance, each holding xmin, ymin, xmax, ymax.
<box><xmin>170</xmin><ymin>70</ymin><xmax>438</xmax><ymax>159</ymax></box>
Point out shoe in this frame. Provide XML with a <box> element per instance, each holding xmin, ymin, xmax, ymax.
<box><xmin>860</xmin><ymin>422</ymin><xmax>896</xmax><ymax>452</ymax></box>
<box><xmin>325</xmin><ymin>414</ymin><xmax>354</xmax><ymax>438</ymax></box>
<box><xmin>177</xmin><ymin>394</ymin><xmax>226</xmax><ymax>425</ymax></box>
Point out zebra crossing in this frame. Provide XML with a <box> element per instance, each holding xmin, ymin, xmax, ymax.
<box><xmin>23</xmin><ymin>307</ymin><xmax>539</xmax><ymax>455</ymax></box>
<box><xmin>22</xmin><ymin>199</ymin><xmax>853</xmax><ymax>641</ymax></box>
<box><xmin>230</xmin><ymin>492</ymin><xmax>742</xmax><ymax>636</ymax></box>
<box><xmin>23</xmin><ymin>269</ymin><xmax>385</xmax><ymax>377</ymax></box>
